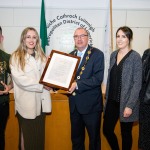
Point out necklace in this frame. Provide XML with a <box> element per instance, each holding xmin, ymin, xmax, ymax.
<box><xmin>72</xmin><ymin>47</ymin><xmax>93</xmax><ymax>96</ymax></box>
<box><xmin>76</xmin><ymin>48</ymin><xmax>93</xmax><ymax>80</ymax></box>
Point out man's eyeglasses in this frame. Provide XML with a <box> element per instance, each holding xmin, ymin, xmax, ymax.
<box><xmin>73</xmin><ymin>34</ymin><xmax>88</xmax><ymax>39</ymax></box>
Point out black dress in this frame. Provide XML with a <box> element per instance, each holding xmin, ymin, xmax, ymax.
<box><xmin>139</xmin><ymin>49</ymin><xmax>150</xmax><ymax>150</ymax></box>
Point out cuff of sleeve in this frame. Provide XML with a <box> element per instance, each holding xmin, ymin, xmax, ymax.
<box><xmin>76</xmin><ymin>83</ymin><xmax>78</xmax><ymax>90</ymax></box>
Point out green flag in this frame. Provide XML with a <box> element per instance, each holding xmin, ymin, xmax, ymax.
<box><xmin>40</xmin><ymin>0</ymin><xmax>48</xmax><ymax>53</ymax></box>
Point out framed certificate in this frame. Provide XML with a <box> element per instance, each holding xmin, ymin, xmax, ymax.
<box><xmin>39</xmin><ymin>50</ymin><xmax>80</xmax><ymax>91</ymax></box>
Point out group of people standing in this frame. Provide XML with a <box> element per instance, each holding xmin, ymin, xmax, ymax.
<box><xmin>0</xmin><ymin>25</ymin><xmax>149</xmax><ymax>150</ymax></box>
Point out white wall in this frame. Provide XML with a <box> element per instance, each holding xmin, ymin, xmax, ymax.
<box><xmin>0</xmin><ymin>0</ymin><xmax>150</xmax><ymax>9</ymax></box>
<box><xmin>0</xmin><ymin>0</ymin><xmax>150</xmax><ymax>56</ymax></box>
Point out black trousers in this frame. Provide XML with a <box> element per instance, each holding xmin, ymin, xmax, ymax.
<box><xmin>138</xmin><ymin>103</ymin><xmax>150</xmax><ymax>150</ymax></box>
<box><xmin>103</xmin><ymin>100</ymin><xmax>133</xmax><ymax>150</ymax></box>
<box><xmin>70</xmin><ymin>107</ymin><xmax>102</xmax><ymax>150</ymax></box>
<box><xmin>0</xmin><ymin>102</ymin><xmax>9</xmax><ymax>150</ymax></box>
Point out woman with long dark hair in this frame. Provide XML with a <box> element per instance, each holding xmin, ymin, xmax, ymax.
<box><xmin>103</xmin><ymin>26</ymin><xmax>142</xmax><ymax>150</ymax></box>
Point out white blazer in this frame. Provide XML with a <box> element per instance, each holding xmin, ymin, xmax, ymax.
<box><xmin>10</xmin><ymin>53</ymin><xmax>51</xmax><ymax>119</ymax></box>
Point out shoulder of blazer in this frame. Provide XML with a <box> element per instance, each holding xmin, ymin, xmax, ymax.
<box><xmin>142</xmin><ymin>49</ymin><xmax>150</xmax><ymax>61</ymax></box>
<box><xmin>70</xmin><ymin>50</ymin><xmax>77</xmax><ymax>56</ymax></box>
<box><xmin>127</xmin><ymin>50</ymin><xmax>141</xmax><ymax>61</ymax></box>
<box><xmin>143</xmin><ymin>49</ymin><xmax>150</xmax><ymax>56</ymax></box>
<box><xmin>87</xmin><ymin>46</ymin><xmax>104</xmax><ymax>58</ymax></box>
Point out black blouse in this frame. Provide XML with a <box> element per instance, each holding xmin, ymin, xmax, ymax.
<box><xmin>108</xmin><ymin>50</ymin><xmax>133</xmax><ymax>102</ymax></box>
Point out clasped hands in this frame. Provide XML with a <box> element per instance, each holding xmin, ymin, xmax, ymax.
<box><xmin>0</xmin><ymin>81</ymin><xmax>10</xmax><ymax>95</ymax></box>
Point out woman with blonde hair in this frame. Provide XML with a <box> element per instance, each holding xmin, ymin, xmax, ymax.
<box><xmin>10</xmin><ymin>27</ymin><xmax>51</xmax><ymax>150</ymax></box>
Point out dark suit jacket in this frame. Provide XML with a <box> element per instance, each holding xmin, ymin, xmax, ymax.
<box><xmin>141</xmin><ymin>49</ymin><xmax>150</xmax><ymax>104</ymax></box>
<box><xmin>69</xmin><ymin>45</ymin><xmax>104</xmax><ymax>114</ymax></box>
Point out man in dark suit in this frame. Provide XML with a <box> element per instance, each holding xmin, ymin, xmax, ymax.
<box><xmin>68</xmin><ymin>27</ymin><xmax>104</xmax><ymax>150</ymax></box>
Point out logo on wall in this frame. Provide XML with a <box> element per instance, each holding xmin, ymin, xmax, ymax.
<box><xmin>46</xmin><ymin>13</ymin><xmax>95</xmax><ymax>54</ymax></box>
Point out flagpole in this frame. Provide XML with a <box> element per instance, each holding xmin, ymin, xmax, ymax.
<box><xmin>110</xmin><ymin>0</ymin><xmax>113</xmax><ymax>51</ymax></box>
<box><xmin>102</xmin><ymin>0</ymin><xmax>112</xmax><ymax>87</ymax></box>
<box><xmin>40</xmin><ymin>0</ymin><xmax>48</xmax><ymax>53</ymax></box>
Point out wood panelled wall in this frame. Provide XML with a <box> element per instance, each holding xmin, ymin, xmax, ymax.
<box><xmin>5</xmin><ymin>93</ymin><xmax>139</xmax><ymax>150</ymax></box>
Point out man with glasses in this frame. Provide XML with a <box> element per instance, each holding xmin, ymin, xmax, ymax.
<box><xmin>68</xmin><ymin>27</ymin><xmax>104</xmax><ymax>150</ymax></box>
<box><xmin>0</xmin><ymin>26</ymin><xmax>13</xmax><ymax>150</ymax></box>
